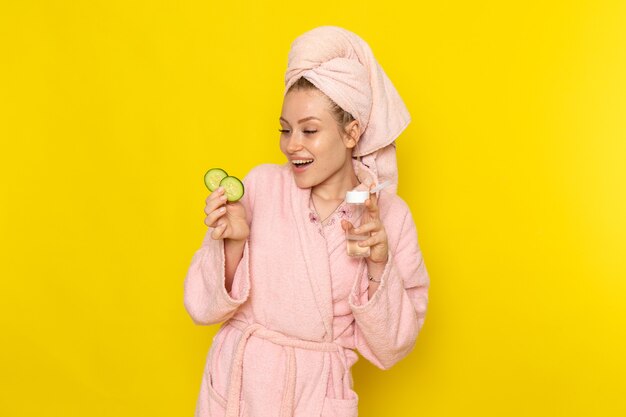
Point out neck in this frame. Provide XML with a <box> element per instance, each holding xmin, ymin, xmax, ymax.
<box><xmin>311</xmin><ymin>163</ymin><xmax>359</xmax><ymax>201</ymax></box>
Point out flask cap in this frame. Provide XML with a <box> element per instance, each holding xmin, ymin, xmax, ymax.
<box><xmin>345</xmin><ymin>190</ymin><xmax>370</xmax><ymax>204</ymax></box>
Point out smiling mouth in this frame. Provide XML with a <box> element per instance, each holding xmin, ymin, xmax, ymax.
<box><xmin>292</xmin><ymin>159</ymin><xmax>314</xmax><ymax>168</ymax></box>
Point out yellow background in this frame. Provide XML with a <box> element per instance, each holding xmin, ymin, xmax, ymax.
<box><xmin>1</xmin><ymin>1</ymin><xmax>625</xmax><ymax>416</ymax></box>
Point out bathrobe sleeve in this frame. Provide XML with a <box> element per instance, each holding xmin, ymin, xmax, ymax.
<box><xmin>183</xmin><ymin>170</ymin><xmax>257</xmax><ymax>326</ymax></box>
<box><xmin>348</xmin><ymin>203</ymin><xmax>430</xmax><ymax>370</ymax></box>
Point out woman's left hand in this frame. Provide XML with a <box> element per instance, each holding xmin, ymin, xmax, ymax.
<box><xmin>341</xmin><ymin>184</ymin><xmax>389</xmax><ymax>265</ymax></box>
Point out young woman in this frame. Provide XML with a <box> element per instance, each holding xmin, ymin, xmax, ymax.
<box><xmin>184</xmin><ymin>26</ymin><xmax>430</xmax><ymax>417</ymax></box>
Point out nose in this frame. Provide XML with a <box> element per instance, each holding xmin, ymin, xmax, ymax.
<box><xmin>285</xmin><ymin>132</ymin><xmax>304</xmax><ymax>154</ymax></box>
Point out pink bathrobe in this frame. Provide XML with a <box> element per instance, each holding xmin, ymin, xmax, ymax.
<box><xmin>184</xmin><ymin>163</ymin><xmax>429</xmax><ymax>417</ymax></box>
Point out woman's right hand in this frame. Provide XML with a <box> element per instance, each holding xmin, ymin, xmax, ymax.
<box><xmin>204</xmin><ymin>187</ymin><xmax>249</xmax><ymax>242</ymax></box>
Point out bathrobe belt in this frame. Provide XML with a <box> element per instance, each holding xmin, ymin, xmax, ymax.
<box><xmin>225</xmin><ymin>319</ymin><xmax>342</xmax><ymax>417</ymax></box>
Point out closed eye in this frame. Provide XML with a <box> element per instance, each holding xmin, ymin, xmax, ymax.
<box><xmin>303</xmin><ymin>130</ymin><xmax>317</xmax><ymax>134</ymax></box>
<box><xmin>278</xmin><ymin>129</ymin><xmax>290</xmax><ymax>134</ymax></box>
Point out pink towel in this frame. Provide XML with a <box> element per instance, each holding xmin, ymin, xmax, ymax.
<box><xmin>284</xmin><ymin>26</ymin><xmax>411</xmax><ymax>194</ymax></box>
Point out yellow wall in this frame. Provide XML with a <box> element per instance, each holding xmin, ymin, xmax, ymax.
<box><xmin>1</xmin><ymin>1</ymin><xmax>625</xmax><ymax>416</ymax></box>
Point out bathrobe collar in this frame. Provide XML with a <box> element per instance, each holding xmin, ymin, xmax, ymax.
<box><xmin>286</xmin><ymin>160</ymin><xmax>379</xmax><ymax>342</ymax></box>
<box><xmin>289</xmin><ymin>173</ymin><xmax>335</xmax><ymax>341</ymax></box>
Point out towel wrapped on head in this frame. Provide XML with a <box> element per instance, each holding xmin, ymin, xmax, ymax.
<box><xmin>284</xmin><ymin>25</ymin><xmax>411</xmax><ymax>194</ymax></box>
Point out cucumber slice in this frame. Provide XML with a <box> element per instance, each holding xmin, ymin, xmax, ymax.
<box><xmin>219</xmin><ymin>176</ymin><xmax>245</xmax><ymax>202</ymax></box>
<box><xmin>204</xmin><ymin>168</ymin><xmax>228</xmax><ymax>191</ymax></box>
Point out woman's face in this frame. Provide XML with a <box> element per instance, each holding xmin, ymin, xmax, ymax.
<box><xmin>279</xmin><ymin>88</ymin><xmax>356</xmax><ymax>190</ymax></box>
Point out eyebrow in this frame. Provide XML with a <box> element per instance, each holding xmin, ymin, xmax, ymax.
<box><xmin>279</xmin><ymin>116</ymin><xmax>321</xmax><ymax>124</ymax></box>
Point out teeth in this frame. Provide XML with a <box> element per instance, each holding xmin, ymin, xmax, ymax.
<box><xmin>292</xmin><ymin>159</ymin><xmax>313</xmax><ymax>165</ymax></box>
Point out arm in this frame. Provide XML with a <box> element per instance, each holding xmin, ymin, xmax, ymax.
<box><xmin>348</xmin><ymin>209</ymin><xmax>430</xmax><ymax>370</ymax></box>
<box><xmin>183</xmin><ymin>171</ymin><xmax>256</xmax><ymax>326</ymax></box>
<box><xmin>183</xmin><ymin>233</ymin><xmax>251</xmax><ymax>325</ymax></box>
<box><xmin>224</xmin><ymin>239</ymin><xmax>246</xmax><ymax>294</ymax></box>
<box><xmin>365</xmin><ymin>258</ymin><xmax>384</xmax><ymax>299</ymax></box>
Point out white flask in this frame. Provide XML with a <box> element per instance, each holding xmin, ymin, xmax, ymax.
<box><xmin>345</xmin><ymin>190</ymin><xmax>370</xmax><ymax>257</ymax></box>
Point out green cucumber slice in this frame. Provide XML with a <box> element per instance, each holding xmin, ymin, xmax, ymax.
<box><xmin>219</xmin><ymin>176</ymin><xmax>245</xmax><ymax>202</ymax></box>
<box><xmin>204</xmin><ymin>168</ymin><xmax>228</xmax><ymax>191</ymax></box>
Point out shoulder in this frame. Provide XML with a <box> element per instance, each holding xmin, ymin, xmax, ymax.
<box><xmin>241</xmin><ymin>163</ymin><xmax>293</xmax><ymax>204</ymax></box>
<box><xmin>378</xmin><ymin>191</ymin><xmax>411</xmax><ymax>219</ymax></box>
<box><xmin>244</xmin><ymin>163</ymin><xmax>290</xmax><ymax>183</ymax></box>
<box><xmin>378</xmin><ymin>191</ymin><xmax>415</xmax><ymax>238</ymax></box>
<box><xmin>237</xmin><ymin>164</ymin><xmax>289</xmax><ymax>215</ymax></box>
<box><xmin>242</xmin><ymin>163</ymin><xmax>290</xmax><ymax>189</ymax></box>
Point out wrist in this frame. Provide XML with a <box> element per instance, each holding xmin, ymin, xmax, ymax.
<box><xmin>367</xmin><ymin>272</ymin><xmax>381</xmax><ymax>283</ymax></box>
<box><xmin>224</xmin><ymin>237</ymin><xmax>247</xmax><ymax>249</ymax></box>
<box><xmin>366</xmin><ymin>256</ymin><xmax>388</xmax><ymax>269</ymax></box>
<box><xmin>367</xmin><ymin>257</ymin><xmax>387</xmax><ymax>265</ymax></box>
<box><xmin>366</xmin><ymin>259</ymin><xmax>386</xmax><ymax>280</ymax></box>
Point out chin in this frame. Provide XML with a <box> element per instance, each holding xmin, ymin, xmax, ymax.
<box><xmin>293</xmin><ymin>177</ymin><xmax>314</xmax><ymax>189</ymax></box>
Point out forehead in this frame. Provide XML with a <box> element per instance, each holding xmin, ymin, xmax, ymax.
<box><xmin>280</xmin><ymin>89</ymin><xmax>333</xmax><ymax>121</ymax></box>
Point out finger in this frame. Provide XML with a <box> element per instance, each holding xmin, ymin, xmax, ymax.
<box><xmin>205</xmin><ymin>186</ymin><xmax>225</xmax><ymax>202</ymax></box>
<box><xmin>357</xmin><ymin>227</ymin><xmax>387</xmax><ymax>247</ymax></box>
<box><xmin>353</xmin><ymin>220</ymin><xmax>381</xmax><ymax>235</ymax></box>
<box><xmin>204</xmin><ymin>192</ymin><xmax>228</xmax><ymax>216</ymax></box>
<box><xmin>205</xmin><ymin>187</ymin><xmax>227</xmax><ymax>208</ymax></box>
<box><xmin>365</xmin><ymin>196</ymin><xmax>379</xmax><ymax>215</ymax></box>
<box><xmin>358</xmin><ymin>234</ymin><xmax>387</xmax><ymax>248</ymax></box>
<box><xmin>211</xmin><ymin>223</ymin><xmax>227</xmax><ymax>240</ymax></box>
<box><xmin>205</xmin><ymin>186</ymin><xmax>226</xmax><ymax>206</ymax></box>
<box><xmin>365</xmin><ymin>188</ymin><xmax>379</xmax><ymax>216</ymax></box>
<box><xmin>204</xmin><ymin>206</ymin><xmax>227</xmax><ymax>228</ymax></box>
<box><xmin>341</xmin><ymin>219</ymin><xmax>354</xmax><ymax>232</ymax></box>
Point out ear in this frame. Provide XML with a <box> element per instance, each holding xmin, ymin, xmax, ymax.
<box><xmin>342</xmin><ymin>120</ymin><xmax>361</xmax><ymax>149</ymax></box>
